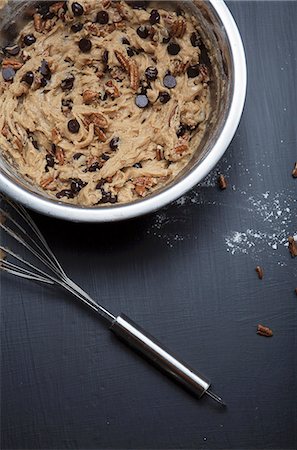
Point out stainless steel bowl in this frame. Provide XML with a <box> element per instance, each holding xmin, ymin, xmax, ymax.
<box><xmin>0</xmin><ymin>0</ymin><xmax>247</xmax><ymax>222</ymax></box>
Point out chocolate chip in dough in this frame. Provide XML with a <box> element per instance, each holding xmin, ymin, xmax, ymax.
<box><xmin>67</xmin><ymin>119</ymin><xmax>80</xmax><ymax>133</ymax></box>
<box><xmin>2</xmin><ymin>67</ymin><xmax>15</xmax><ymax>81</ymax></box>
<box><xmin>78</xmin><ymin>38</ymin><xmax>92</xmax><ymax>53</ymax></box>
<box><xmin>61</xmin><ymin>74</ymin><xmax>75</xmax><ymax>91</ymax></box>
<box><xmin>109</xmin><ymin>136</ymin><xmax>119</xmax><ymax>150</ymax></box>
<box><xmin>71</xmin><ymin>22</ymin><xmax>83</xmax><ymax>33</ymax></box>
<box><xmin>135</xmin><ymin>94</ymin><xmax>149</xmax><ymax>108</ymax></box>
<box><xmin>56</xmin><ymin>189</ymin><xmax>74</xmax><ymax>199</ymax></box>
<box><xmin>187</xmin><ymin>64</ymin><xmax>200</xmax><ymax>78</ymax></box>
<box><xmin>137</xmin><ymin>26</ymin><xmax>149</xmax><ymax>39</ymax></box>
<box><xmin>150</xmin><ymin>9</ymin><xmax>160</xmax><ymax>25</ymax></box>
<box><xmin>167</xmin><ymin>42</ymin><xmax>180</xmax><ymax>55</ymax></box>
<box><xmin>190</xmin><ymin>31</ymin><xmax>201</xmax><ymax>47</ymax></box>
<box><xmin>163</xmin><ymin>74</ymin><xmax>176</xmax><ymax>88</ymax></box>
<box><xmin>145</xmin><ymin>66</ymin><xmax>158</xmax><ymax>81</ymax></box>
<box><xmin>23</xmin><ymin>34</ymin><xmax>36</xmax><ymax>46</ymax></box>
<box><xmin>96</xmin><ymin>10</ymin><xmax>109</xmax><ymax>24</ymax></box>
<box><xmin>21</xmin><ymin>71</ymin><xmax>34</xmax><ymax>85</ymax></box>
<box><xmin>158</xmin><ymin>91</ymin><xmax>171</xmax><ymax>104</ymax></box>
<box><xmin>3</xmin><ymin>44</ymin><xmax>20</xmax><ymax>56</ymax></box>
<box><xmin>70</xmin><ymin>178</ymin><xmax>87</xmax><ymax>193</ymax></box>
<box><xmin>71</xmin><ymin>2</ymin><xmax>84</xmax><ymax>16</ymax></box>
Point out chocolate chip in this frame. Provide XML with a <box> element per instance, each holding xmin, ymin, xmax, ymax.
<box><xmin>133</xmin><ymin>162</ymin><xmax>142</xmax><ymax>168</ymax></box>
<box><xmin>167</xmin><ymin>42</ymin><xmax>180</xmax><ymax>55</ymax></box>
<box><xmin>99</xmin><ymin>190</ymin><xmax>117</xmax><ymax>204</ymax></box>
<box><xmin>71</xmin><ymin>2</ymin><xmax>84</xmax><ymax>16</ymax></box>
<box><xmin>135</xmin><ymin>94</ymin><xmax>149</xmax><ymax>108</ymax></box>
<box><xmin>122</xmin><ymin>37</ymin><xmax>130</xmax><ymax>45</ymax></box>
<box><xmin>95</xmin><ymin>179</ymin><xmax>106</xmax><ymax>189</ymax></box>
<box><xmin>56</xmin><ymin>189</ymin><xmax>74</xmax><ymax>199</ymax></box>
<box><xmin>62</xmin><ymin>98</ymin><xmax>73</xmax><ymax>110</ymax></box>
<box><xmin>128</xmin><ymin>1</ymin><xmax>147</xmax><ymax>9</ymax></box>
<box><xmin>190</xmin><ymin>31</ymin><xmax>201</xmax><ymax>47</ymax></box>
<box><xmin>102</xmin><ymin>49</ymin><xmax>108</xmax><ymax>64</ymax></box>
<box><xmin>162</xmin><ymin>36</ymin><xmax>171</xmax><ymax>44</ymax></box>
<box><xmin>176</xmin><ymin>6</ymin><xmax>184</xmax><ymax>16</ymax></box>
<box><xmin>71</xmin><ymin>22</ymin><xmax>83</xmax><ymax>33</ymax></box>
<box><xmin>176</xmin><ymin>124</ymin><xmax>187</xmax><ymax>137</ymax></box>
<box><xmin>145</xmin><ymin>66</ymin><xmax>158</xmax><ymax>81</ymax></box>
<box><xmin>158</xmin><ymin>91</ymin><xmax>170</xmax><ymax>104</ymax></box>
<box><xmin>45</xmin><ymin>153</ymin><xmax>55</xmax><ymax>169</ymax></box>
<box><xmin>21</xmin><ymin>71</ymin><xmax>34</xmax><ymax>86</ymax></box>
<box><xmin>40</xmin><ymin>77</ymin><xmax>48</xmax><ymax>87</ymax></box>
<box><xmin>199</xmin><ymin>41</ymin><xmax>210</xmax><ymax>66</ymax></box>
<box><xmin>51</xmin><ymin>144</ymin><xmax>57</xmax><ymax>155</ymax></box>
<box><xmin>101</xmin><ymin>153</ymin><xmax>110</xmax><ymax>161</ymax></box>
<box><xmin>70</xmin><ymin>178</ymin><xmax>87</xmax><ymax>193</ymax></box>
<box><xmin>43</xmin><ymin>11</ymin><xmax>55</xmax><ymax>20</ymax></box>
<box><xmin>32</xmin><ymin>139</ymin><xmax>39</xmax><ymax>149</ymax></box>
<box><xmin>67</xmin><ymin>119</ymin><xmax>80</xmax><ymax>133</ymax></box>
<box><xmin>150</xmin><ymin>9</ymin><xmax>160</xmax><ymax>25</ymax></box>
<box><xmin>96</xmin><ymin>10</ymin><xmax>109</xmax><ymax>24</ymax></box>
<box><xmin>137</xmin><ymin>26</ymin><xmax>149</xmax><ymax>39</ymax></box>
<box><xmin>3</xmin><ymin>44</ymin><xmax>20</xmax><ymax>56</ymax></box>
<box><xmin>163</xmin><ymin>74</ymin><xmax>176</xmax><ymax>89</ymax></box>
<box><xmin>73</xmin><ymin>152</ymin><xmax>84</xmax><ymax>159</ymax></box>
<box><xmin>88</xmin><ymin>162</ymin><xmax>101</xmax><ymax>172</ymax></box>
<box><xmin>61</xmin><ymin>74</ymin><xmax>75</xmax><ymax>91</ymax></box>
<box><xmin>37</xmin><ymin>3</ymin><xmax>50</xmax><ymax>17</ymax></box>
<box><xmin>2</xmin><ymin>67</ymin><xmax>15</xmax><ymax>81</ymax></box>
<box><xmin>78</xmin><ymin>38</ymin><xmax>92</xmax><ymax>52</ymax></box>
<box><xmin>39</xmin><ymin>60</ymin><xmax>51</xmax><ymax>79</ymax></box>
<box><xmin>127</xmin><ymin>47</ymin><xmax>135</xmax><ymax>57</ymax></box>
<box><xmin>109</xmin><ymin>136</ymin><xmax>119</xmax><ymax>150</ymax></box>
<box><xmin>187</xmin><ymin>64</ymin><xmax>200</xmax><ymax>78</ymax></box>
<box><xmin>23</xmin><ymin>34</ymin><xmax>36</xmax><ymax>46</ymax></box>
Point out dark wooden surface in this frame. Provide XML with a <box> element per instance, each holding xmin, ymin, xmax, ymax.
<box><xmin>1</xmin><ymin>2</ymin><xmax>297</xmax><ymax>449</ymax></box>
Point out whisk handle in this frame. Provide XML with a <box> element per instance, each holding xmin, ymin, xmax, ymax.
<box><xmin>110</xmin><ymin>313</ymin><xmax>210</xmax><ymax>398</ymax></box>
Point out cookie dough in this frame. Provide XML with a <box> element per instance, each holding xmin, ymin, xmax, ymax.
<box><xmin>0</xmin><ymin>0</ymin><xmax>211</xmax><ymax>205</ymax></box>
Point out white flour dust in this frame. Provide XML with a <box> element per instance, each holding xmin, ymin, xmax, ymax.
<box><xmin>225</xmin><ymin>191</ymin><xmax>296</xmax><ymax>264</ymax></box>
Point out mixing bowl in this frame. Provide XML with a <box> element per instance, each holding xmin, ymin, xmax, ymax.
<box><xmin>0</xmin><ymin>0</ymin><xmax>247</xmax><ymax>222</ymax></box>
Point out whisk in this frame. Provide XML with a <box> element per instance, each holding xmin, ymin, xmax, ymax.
<box><xmin>0</xmin><ymin>193</ymin><xmax>225</xmax><ymax>406</ymax></box>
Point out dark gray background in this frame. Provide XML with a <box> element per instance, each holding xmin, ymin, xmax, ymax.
<box><xmin>1</xmin><ymin>2</ymin><xmax>297</xmax><ymax>449</ymax></box>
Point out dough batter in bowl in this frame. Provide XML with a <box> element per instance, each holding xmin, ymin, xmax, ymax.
<box><xmin>0</xmin><ymin>0</ymin><xmax>211</xmax><ymax>206</ymax></box>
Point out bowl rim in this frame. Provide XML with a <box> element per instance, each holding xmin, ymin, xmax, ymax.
<box><xmin>0</xmin><ymin>0</ymin><xmax>247</xmax><ymax>222</ymax></box>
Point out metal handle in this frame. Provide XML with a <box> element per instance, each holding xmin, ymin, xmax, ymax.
<box><xmin>110</xmin><ymin>313</ymin><xmax>210</xmax><ymax>398</ymax></box>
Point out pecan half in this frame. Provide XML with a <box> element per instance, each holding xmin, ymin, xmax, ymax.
<box><xmin>171</xmin><ymin>17</ymin><xmax>186</xmax><ymax>38</ymax></box>
<box><xmin>114</xmin><ymin>50</ymin><xmax>130</xmax><ymax>72</ymax></box>
<box><xmin>83</xmin><ymin>112</ymin><xmax>108</xmax><ymax>129</ymax></box>
<box><xmin>129</xmin><ymin>59</ymin><xmax>140</xmax><ymax>91</ymax></box>
<box><xmin>257</xmin><ymin>324</ymin><xmax>273</xmax><ymax>337</ymax></box>
<box><xmin>83</xmin><ymin>90</ymin><xmax>98</xmax><ymax>104</ymax></box>
<box><xmin>2</xmin><ymin>58</ymin><xmax>23</xmax><ymax>70</ymax></box>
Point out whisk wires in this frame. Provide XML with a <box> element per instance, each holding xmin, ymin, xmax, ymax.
<box><xmin>0</xmin><ymin>194</ymin><xmax>115</xmax><ymax>323</ymax></box>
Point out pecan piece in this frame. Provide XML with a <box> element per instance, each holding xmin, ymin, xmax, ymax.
<box><xmin>114</xmin><ymin>50</ymin><xmax>130</xmax><ymax>72</ymax></box>
<box><xmin>94</xmin><ymin>128</ymin><xmax>107</xmax><ymax>142</ymax></box>
<box><xmin>102</xmin><ymin>0</ymin><xmax>111</xmax><ymax>7</ymax></box>
<box><xmin>12</xmin><ymin>137</ymin><xmax>23</xmax><ymax>152</ymax></box>
<box><xmin>82</xmin><ymin>90</ymin><xmax>98</xmax><ymax>104</ymax></box>
<box><xmin>255</xmin><ymin>265</ymin><xmax>263</xmax><ymax>280</ymax></box>
<box><xmin>218</xmin><ymin>174</ymin><xmax>227</xmax><ymax>190</ymax></box>
<box><xmin>292</xmin><ymin>162</ymin><xmax>297</xmax><ymax>178</ymax></box>
<box><xmin>55</xmin><ymin>147</ymin><xmax>65</xmax><ymax>165</ymax></box>
<box><xmin>52</xmin><ymin>127</ymin><xmax>62</xmax><ymax>144</ymax></box>
<box><xmin>40</xmin><ymin>175</ymin><xmax>55</xmax><ymax>189</ymax></box>
<box><xmin>171</xmin><ymin>17</ymin><xmax>186</xmax><ymax>38</ymax></box>
<box><xmin>105</xmin><ymin>80</ymin><xmax>120</xmax><ymax>98</ymax></box>
<box><xmin>129</xmin><ymin>59</ymin><xmax>140</xmax><ymax>91</ymax></box>
<box><xmin>135</xmin><ymin>185</ymin><xmax>146</xmax><ymax>197</ymax></box>
<box><xmin>33</xmin><ymin>13</ymin><xmax>44</xmax><ymax>32</ymax></box>
<box><xmin>134</xmin><ymin>176</ymin><xmax>153</xmax><ymax>196</ymax></box>
<box><xmin>49</xmin><ymin>2</ymin><xmax>65</xmax><ymax>13</ymax></box>
<box><xmin>2</xmin><ymin>58</ymin><xmax>23</xmax><ymax>70</ymax></box>
<box><xmin>1</xmin><ymin>123</ymin><xmax>9</xmax><ymax>138</ymax></box>
<box><xmin>288</xmin><ymin>236</ymin><xmax>297</xmax><ymax>257</ymax></box>
<box><xmin>173</xmin><ymin>135</ymin><xmax>189</xmax><ymax>155</ymax></box>
<box><xmin>156</xmin><ymin>145</ymin><xmax>164</xmax><ymax>161</ymax></box>
<box><xmin>257</xmin><ymin>324</ymin><xmax>273</xmax><ymax>337</ymax></box>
